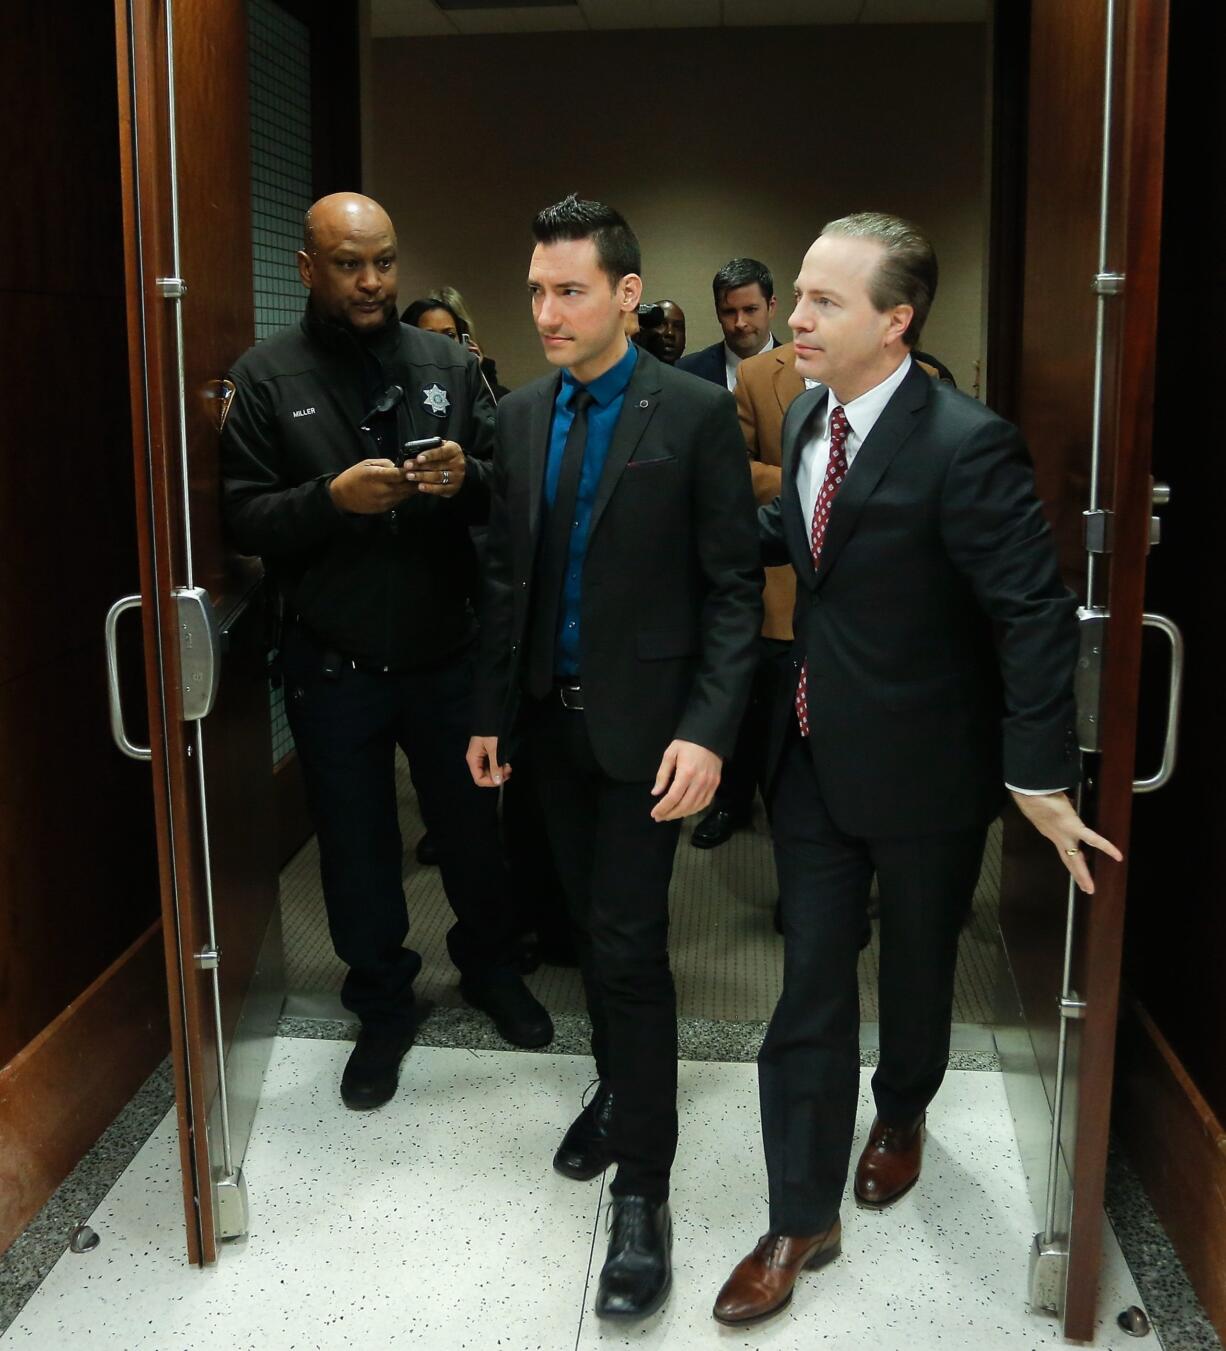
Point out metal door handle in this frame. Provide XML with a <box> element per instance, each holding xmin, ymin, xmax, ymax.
<box><xmin>104</xmin><ymin>595</ymin><xmax>152</xmax><ymax>762</ymax></box>
<box><xmin>1133</xmin><ymin>612</ymin><xmax>1183</xmax><ymax>793</ymax></box>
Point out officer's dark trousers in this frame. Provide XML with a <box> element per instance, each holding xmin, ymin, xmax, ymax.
<box><xmin>501</xmin><ymin>745</ymin><xmax>573</xmax><ymax>952</ymax></box>
<box><xmin>283</xmin><ymin>625</ymin><xmax>515</xmax><ymax>1032</ymax></box>
<box><xmin>759</xmin><ymin>725</ymin><xmax>987</xmax><ymax>1234</ymax></box>
<box><xmin>527</xmin><ymin>697</ymin><xmax>682</xmax><ymax>1202</ymax></box>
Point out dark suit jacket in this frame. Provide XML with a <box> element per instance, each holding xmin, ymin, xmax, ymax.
<box><xmin>676</xmin><ymin>335</ymin><xmax>786</xmax><ymax>388</ymax></box>
<box><xmin>760</xmin><ymin>360</ymin><xmax>1080</xmax><ymax>836</ymax></box>
<box><xmin>675</xmin><ymin>339</ymin><xmax>726</xmax><ymax>387</ymax></box>
<box><xmin>737</xmin><ymin>345</ymin><xmax>953</xmax><ymax>642</ymax></box>
<box><xmin>476</xmin><ymin>348</ymin><xmax>764</xmax><ymax>782</ymax></box>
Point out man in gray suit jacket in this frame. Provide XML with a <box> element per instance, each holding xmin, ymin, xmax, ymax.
<box><xmin>468</xmin><ymin>195</ymin><xmax>761</xmax><ymax>1321</ymax></box>
<box><xmin>712</xmin><ymin>213</ymin><xmax>1121</xmax><ymax>1327</ymax></box>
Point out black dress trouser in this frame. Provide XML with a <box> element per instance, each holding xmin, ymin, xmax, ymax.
<box><xmin>526</xmin><ymin>697</ymin><xmax>682</xmax><ymax>1202</ymax></box>
<box><xmin>759</xmin><ymin>724</ymin><xmax>988</xmax><ymax>1234</ymax></box>
<box><xmin>282</xmin><ymin>623</ymin><xmax>516</xmax><ymax>1032</ymax></box>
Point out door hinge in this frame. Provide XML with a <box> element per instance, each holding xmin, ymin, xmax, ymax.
<box><xmin>1074</xmin><ymin>607</ymin><xmax>1107</xmax><ymax>753</ymax></box>
<box><xmin>1059</xmin><ymin>991</ymin><xmax>1087</xmax><ymax>1020</ymax></box>
<box><xmin>1083</xmin><ymin>509</ymin><xmax>1113</xmax><ymax>554</ymax></box>
<box><xmin>1092</xmin><ymin>271</ymin><xmax>1125</xmax><ymax>295</ymax></box>
<box><xmin>194</xmin><ymin>945</ymin><xmax>221</xmax><ymax>970</ymax></box>
<box><xmin>1148</xmin><ymin>481</ymin><xmax>1170</xmax><ymax>552</ymax></box>
<box><xmin>156</xmin><ymin>275</ymin><xmax>187</xmax><ymax>299</ymax></box>
<box><xmin>1030</xmin><ymin>1234</ymin><xmax>1068</xmax><ymax>1316</ymax></box>
<box><xmin>215</xmin><ymin>1169</ymin><xmax>248</xmax><ymax>1241</ymax></box>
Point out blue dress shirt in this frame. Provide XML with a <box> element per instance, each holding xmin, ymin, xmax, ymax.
<box><xmin>544</xmin><ymin>341</ymin><xmax>639</xmax><ymax>677</ymax></box>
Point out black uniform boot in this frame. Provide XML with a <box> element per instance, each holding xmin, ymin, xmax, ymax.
<box><xmin>340</xmin><ymin>1024</ymin><xmax>419</xmax><ymax>1110</ymax></box>
<box><xmin>459</xmin><ymin>970</ymin><xmax>553</xmax><ymax>1048</ymax></box>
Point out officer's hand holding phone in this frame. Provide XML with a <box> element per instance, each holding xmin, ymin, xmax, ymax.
<box><xmin>329</xmin><ymin>459</ymin><xmax>419</xmax><ymax>514</ymax></box>
<box><xmin>404</xmin><ymin>438</ymin><xmax>466</xmax><ymax>498</ymax></box>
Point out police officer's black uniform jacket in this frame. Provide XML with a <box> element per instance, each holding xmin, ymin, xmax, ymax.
<box><xmin>220</xmin><ymin>305</ymin><xmax>496</xmax><ymax>668</ymax></box>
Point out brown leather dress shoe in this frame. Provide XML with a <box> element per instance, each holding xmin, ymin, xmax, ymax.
<box><xmin>854</xmin><ymin>1112</ymin><xmax>925</xmax><ymax>1208</ymax></box>
<box><xmin>712</xmin><ymin>1220</ymin><xmax>842</xmax><ymax>1326</ymax></box>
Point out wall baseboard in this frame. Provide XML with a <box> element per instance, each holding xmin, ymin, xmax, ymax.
<box><xmin>0</xmin><ymin>921</ymin><xmax>169</xmax><ymax>1256</ymax></box>
<box><xmin>1115</xmin><ymin>998</ymin><xmax>1226</xmax><ymax>1342</ymax></box>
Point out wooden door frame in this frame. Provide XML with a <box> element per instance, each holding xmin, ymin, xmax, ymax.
<box><xmin>114</xmin><ymin>0</ymin><xmax>220</xmax><ymax>1264</ymax></box>
<box><xmin>1063</xmin><ymin>0</ymin><xmax>1169</xmax><ymax>1337</ymax></box>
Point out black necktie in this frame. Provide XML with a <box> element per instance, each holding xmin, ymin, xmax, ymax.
<box><xmin>527</xmin><ymin>388</ymin><xmax>594</xmax><ymax>699</ymax></box>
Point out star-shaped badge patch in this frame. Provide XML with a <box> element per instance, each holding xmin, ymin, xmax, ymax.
<box><xmin>422</xmin><ymin>384</ymin><xmax>450</xmax><ymax>417</ymax></box>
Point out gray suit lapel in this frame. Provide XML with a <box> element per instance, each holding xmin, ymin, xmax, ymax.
<box><xmin>814</xmin><ymin>361</ymin><xmax>930</xmax><ymax>589</ymax></box>
<box><xmin>587</xmin><ymin>355</ymin><xmax>662</xmax><ymax>544</ymax></box>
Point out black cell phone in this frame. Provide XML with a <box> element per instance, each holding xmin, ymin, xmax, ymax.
<box><xmin>401</xmin><ymin>435</ymin><xmax>443</xmax><ymax>466</ymax></box>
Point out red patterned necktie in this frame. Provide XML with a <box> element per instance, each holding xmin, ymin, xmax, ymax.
<box><xmin>795</xmin><ymin>404</ymin><xmax>850</xmax><ymax>737</ymax></box>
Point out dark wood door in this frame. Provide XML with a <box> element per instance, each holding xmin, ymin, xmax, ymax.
<box><xmin>996</xmin><ymin>0</ymin><xmax>1171</xmax><ymax>1339</ymax></box>
<box><xmin>113</xmin><ymin>0</ymin><xmax>281</xmax><ymax>1264</ymax></box>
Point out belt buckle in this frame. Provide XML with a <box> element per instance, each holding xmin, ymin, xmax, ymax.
<box><xmin>558</xmin><ymin>681</ymin><xmax>584</xmax><ymax>711</ymax></box>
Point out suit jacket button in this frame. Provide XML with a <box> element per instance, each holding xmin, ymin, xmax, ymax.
<box><xmin>511</xmin><ymin>644</ymin><xmax>518</xmax><ymax>654</ymax></box>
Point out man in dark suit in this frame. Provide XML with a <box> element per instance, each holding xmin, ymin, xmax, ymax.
<box><xmin>677</xmin><ymin>257</ymin><xmax>782</xmax><ymax>395</ymax></box>
<box><xmin>467</xmin><ymin>195</ymin><xmax>762</xmax><ymax>1320</ymax></box>
<box><xmin>712</xmin><ymin>213</ymin><xmax>1121</xmax><ymax>1327</ymax></box>
<box><xmin>702</xmin><ymin>341</ymin><xmax>957</xmax><ymax>865</ymax></box>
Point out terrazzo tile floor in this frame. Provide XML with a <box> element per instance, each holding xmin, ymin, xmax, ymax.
<box><xmin>3</xmin><ymin>1039</ymin><xmax>1156</xmax><ymax>1351</ymax></box>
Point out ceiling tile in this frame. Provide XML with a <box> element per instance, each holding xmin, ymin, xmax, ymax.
<box><xmin>446</xmin><ymin>4</ymin><xmax>589</xmax><ymax>33</ymax></box>
<box><xmin>722</xmin><ymin>0</ymin><xmax>863</xmax><ymax>25</ymax></box>
<box><xmin>371</xmin><ymin>0</ymin><xmax>458</xmax><ymax>37</ymax></box>
<box><xmin>580</xmin><ymin>0</ymin><xmax>721</xmax><ymax>28</ymax></box>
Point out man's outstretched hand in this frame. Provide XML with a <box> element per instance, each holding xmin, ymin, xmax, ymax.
<box><xmin>1010</xmin><ymin>790</ymin><xmax>1123</xmax><ymax>893</ymax></box>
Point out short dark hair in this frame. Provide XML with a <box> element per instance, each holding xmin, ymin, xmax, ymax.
<box><xmin>712</xmin><ymin>258</ymin><xmax>774</xmax><ymax>307</ymax></box>
<box><xmin>531</xmin><ymin>194</ymin><xmax>641</xmax><ymax>289</ymax></box>
<box><xmin>401</xmin><ymin>297</ymin><xmax>463</xmax><ymax>332</ymax></box>
<box><xmin>820</xmin><ymin>212</ymin><xmax>938</xmax><ymax>347</ymax></box>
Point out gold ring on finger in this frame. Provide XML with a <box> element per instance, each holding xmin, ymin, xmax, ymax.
<box><xmin>1065</xmin><ymin>847</ymin><xmax>1080</xmax><ymax>856</ymax></box>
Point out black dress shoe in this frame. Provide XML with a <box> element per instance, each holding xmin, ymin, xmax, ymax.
<box><xmin>553</xmin><ymin>1081</ymin><xmax>613</xmax><ymax>1180</ymax></box>
<box><xmin>595</xmin><ymin>1196</ymin><xmax>672</xmax><ymax>1319</ymax></box>
<box><xmin>414</xmin><ymin>833</ymin><xmax>439</xmax><ymax>866</ymax></box>
<box><xmin>340</xmin><ymin>1021</ymin><xmax>423</xmax><ymax>1110</ymax></box>
<box><xmin>460</xmin><ymin>970</ymin><xmax>553</xmax><ymax>1048</ymax></box>
<box><xmin>691</xmin><ymin>806</ymin><xmax>748</xmax><ymax>850</ymax></box>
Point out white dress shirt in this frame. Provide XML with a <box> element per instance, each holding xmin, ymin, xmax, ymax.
<box><xmin>795</xmin><ymin>356</ymin><xmax>911</xmax><ymax>527</ymax></box>
<box><xmin>795</xmin><ymin>355</ymin><xmax>1062</xmax><ymax>795</ymax></box>
<box><xmin>724</xmin><ymin>333</ymin><xmax>776</xmax><ymax>392</ymax></box>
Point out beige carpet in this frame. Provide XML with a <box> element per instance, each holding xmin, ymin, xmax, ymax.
<box><xmin>282</xmin><ymin>752</ymin><xmax>1005</xmax><ymax>1023</ymax></box>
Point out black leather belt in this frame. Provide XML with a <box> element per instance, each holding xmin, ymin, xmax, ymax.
<box><xmin>555</xmin><ymin>678</ymin><xmax>584</xmax><ymax>711</ymax></box>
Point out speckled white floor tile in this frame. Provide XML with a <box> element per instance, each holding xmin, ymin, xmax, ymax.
<box><xmin>3</xmin><ymin>1040</ymin><xmax>601</xmax><ymax>1350</ymax></box>
<box><xmin>581</xmin><ymin>1062</ymin><xmax>1156</xmax><ymax>1350</ymax></box>
<box><xmin>4</xmin><ymin>1044</ymin><xmax>1157</xmax><ymax>1351</ymax></box>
